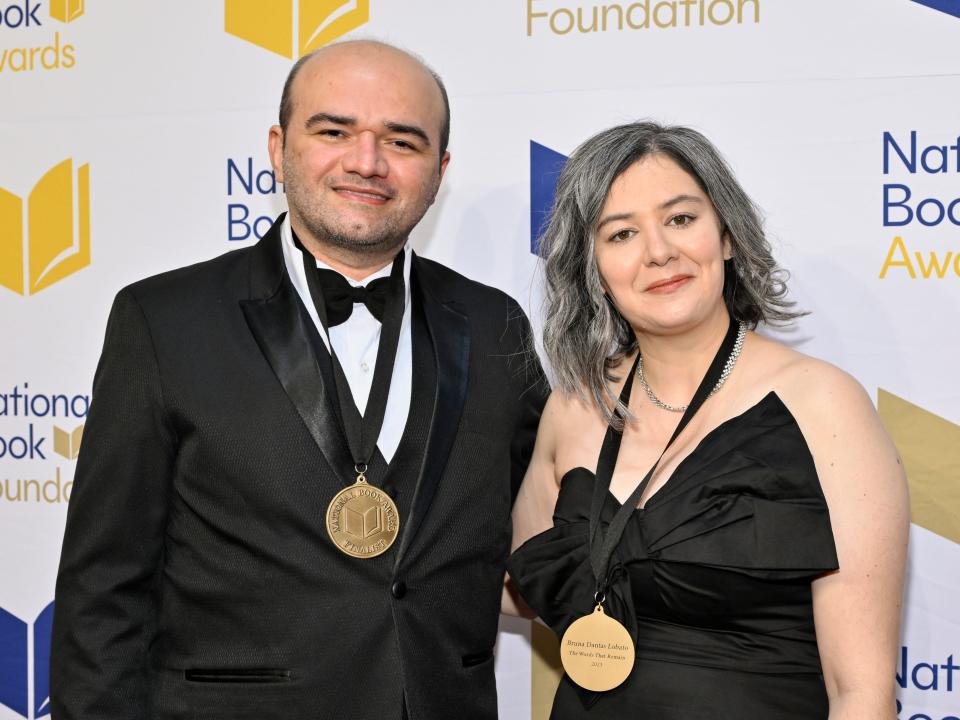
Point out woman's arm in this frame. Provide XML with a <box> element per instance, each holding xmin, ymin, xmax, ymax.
<box><xmin>502</xmin><ymin>392</ymin><xmax>562</xmax><ymax>617</ymax></box>
<box><xmin>786</xmin><ymin>363</ymin><xmax>909</xmax><ymax>720</ymax></box>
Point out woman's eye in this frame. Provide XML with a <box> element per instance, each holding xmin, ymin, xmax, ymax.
<box><xmin>609</xmin><ymin>229</ymin><xmax>634</xmax><ymax>242</ymax></box>
<box><xmin>669</xmin><ymin>214</ymin><xmax>695</xmax><ymax>227</ymax></box>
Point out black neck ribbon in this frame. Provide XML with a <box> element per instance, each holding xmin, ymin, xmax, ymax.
<box><xmin>297</xmin><ymin>238</ymin><xmax>406</xmax><ymax>479</ymax></box>
<box><xmin>588</xmin><ymin>314</ymin><xmax>739</xmax><ymax>595</ymax></box>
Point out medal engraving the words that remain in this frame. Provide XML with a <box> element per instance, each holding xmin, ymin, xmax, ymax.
<box><xmin>560</xmin><ymin>605</ymin><xmax>635</xmax><ymax>692</ymax></box>
<box><xmin>326</xmin><ymin>481</ymin><xmax>400</xmax><ymax>558</ymax></box>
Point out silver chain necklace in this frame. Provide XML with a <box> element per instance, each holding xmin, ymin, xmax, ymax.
<box><xmin>636</xmin><ymin>322</ymin><xmax>748</xmax><ymax>413</ymax></box>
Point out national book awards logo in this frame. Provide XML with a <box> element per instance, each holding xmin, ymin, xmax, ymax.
<box><xmin>0</xmin><ymin>159</ymin><xmax>91</xmax><ymax>296</ymax></box>
<box><xmin>878</xmin><ymin>130</ymin><xmax>960</xmax><ymax>280</ymax></box>
<box><xmin>0</xmin><ymin>0</ymin><xmax>83</xmax><ymax>73</ymax></box>
<box><xmin>0</xmin><ymin>601</ymin><xmax>53</xmax><ymax>720</ymax></box>
<box><xmin>0</xmin><ymin>382</ymin><xmax>88</xmax><ymax>505</ymax></box>
<box><xmin>526</xmin><ymin>0</ymin><xmax>760</xmax><ymax>36</ymax></box>
<box><xmin>224</xmin><ymin>0</ymin><xmax>369</xmax><ymax>59</ymax></box>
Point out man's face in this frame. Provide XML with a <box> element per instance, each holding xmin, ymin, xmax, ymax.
<box><xmin>269</xmin><ymin>44</ymin><xmax>450</xmax><ymax>258</ymax></box>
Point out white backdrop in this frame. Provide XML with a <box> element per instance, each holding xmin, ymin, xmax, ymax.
<box><xmin>1</xmin><ymin>2</ymin><xmax>958</xmax><ymax>719</ymax></box>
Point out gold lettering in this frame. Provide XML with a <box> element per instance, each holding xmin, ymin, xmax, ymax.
<box><xmin>654</xmin><ymin>1</ymin><xmax>677</xmax><ymax>28</ymax></box>
<box><xmin>708</xmin><ymin>0</ymin><xmax>734</xmax><ymax>25</ymax></box>
<box><xmin>527</xmin><ymin>0</ymin><xmax>549</xmax><ymax>35</ymax></box>
<box><xmin>879</xmin><ymin>236</ymin><xmax>916</xmax><ymax>279</ymax></box>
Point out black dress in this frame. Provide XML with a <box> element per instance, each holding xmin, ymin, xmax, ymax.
<box><xmin>507</xmin><ymin>392</ymin><xmax>839</xmax><ymax>719</ymax></box>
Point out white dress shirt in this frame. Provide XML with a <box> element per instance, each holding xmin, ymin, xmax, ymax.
<box><xmin>281</xmin><ymin>216</ymin><xmax>412</xmax><ymax>463</ymax></box>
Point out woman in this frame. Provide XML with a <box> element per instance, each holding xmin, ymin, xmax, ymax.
<box><xmin>505</xmin><ymin>121</ymin><xmax>908</xmax><ymax>719</ymax></box>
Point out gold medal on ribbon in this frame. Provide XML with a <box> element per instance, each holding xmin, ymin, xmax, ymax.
<box><xmin>560</xmin><ymin>604</ymin><xmax>635</xmax><ymax>692</ymax></box>
<box><xmin>325</xmin><ymin>470</ymin><xmax>400</xmax><ymax>559</ymax></box>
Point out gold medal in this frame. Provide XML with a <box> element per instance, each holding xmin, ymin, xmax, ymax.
<box><xmin>560</xmin><ymin>604</ymin><xmax>635</xmax><ymax>691</ymax></box>
<box><xmin>325</xmin><ymin>470</ymin><xmax>400</xmax><ymax>559</ymax></box>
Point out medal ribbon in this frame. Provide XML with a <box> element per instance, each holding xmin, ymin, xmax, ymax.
<box><xmin>587</xmin><ymin>314</ymin><xmax>739</xmax><ymax>595</ymax></box>
<box><xmin>297</xmin><ymin>239</ymin><xmax>406</xmax><ymax>482</ymax></box>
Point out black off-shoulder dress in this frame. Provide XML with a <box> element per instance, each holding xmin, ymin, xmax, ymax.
<box><xmin>507</xmin><ymin>392</ymin><xmax>839</xmax><ymax>719</ymax></box>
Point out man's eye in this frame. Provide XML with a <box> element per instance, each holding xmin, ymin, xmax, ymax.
<box><xmin>319</xmin><ymin>129</ymin><xmax>344</xmax><ymax>138</ymax></box>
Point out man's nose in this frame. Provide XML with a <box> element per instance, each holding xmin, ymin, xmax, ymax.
<box><xmin>341</xmin><ymin>131</ymin><xmax>389</xmax><ymax>178</ymax></box>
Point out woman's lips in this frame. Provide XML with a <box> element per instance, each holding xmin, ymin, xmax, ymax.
<box><xmin>645</xmin><ymin>275</ymin><xmax>692</xmax><ymax>293</ymax></box>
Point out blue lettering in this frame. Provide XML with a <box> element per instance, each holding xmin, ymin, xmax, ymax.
<box><xmin>253</xmin><ymin>215</ymin><xmax>273</xmax><ymax>239</ymax></box>
<box><xmin>0</xmin><ymin>425</ymin><xmax>46</xmax><ymax>460</ymax></box>
<box><xmin>913</xmin><ymin>662</ymin><xmax>938</xmax><ymax>690</ymax></box>
<box><xmin>921</xmin><ymin>145</ymin><xmax>949</xmax><ymax>174</ymax></box>
<box><xmin>884</xmin><ymin>184</ymin><xmax>913</xmax><ymax>226</ymax></box>
<box><xmin>70</xmin><ymin>394</ymin><xmax>89</xmax><ymax>418</ymax></box>
<box><xmin>884</xmin><ymin>131</ymin><xmax>916</xmax><ymax>174</ymax></box>
<box><xmin>228</xmin><ymin>203</ymin><xmax>251</xmax><ymax>241</ymax></box>
<box><xmin>227</xmin><ymin>157</ymin><xmax>280</xmax><ymax>196</ymax></box>
<box><xmin>227</xmin><ymin>158</ymin><xmax>253</xmax><ymax>196</ymax></box>
<box><xmin>946</xmin><ymin>654</ymin><xmax>959</xmax><ymax>691</ymax></box>
<box><xmin>228</xmin><ymin>204</ymin><xmax>273</xmax><ymax>241</ymax></box>
<box><xmin>0</xmin><ymin>0</ymin><xmax>42</xmax><ymax>28</ymax></box>
<box><xmin>256</xmin><ymin>168</ymin><xmax>277</xmax><ymax>194</ymax></box>
<box><xmin>917</xmin><ymin>198</ymin><xmax>945</xmax><ymax>227</ymax></box>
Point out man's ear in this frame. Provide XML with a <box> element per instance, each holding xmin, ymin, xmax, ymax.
<box><xmin>268</xmin><ymin>125</ymin><xmax>285</xmax><ymax>183</ymax></box>
<box><xmin>438</xmin><ymin>150</ymin><xmax>451</xmax><ymax>180</ymax></box>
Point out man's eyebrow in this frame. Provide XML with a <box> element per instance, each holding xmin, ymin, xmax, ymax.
<box><xmin>384</xmin><ymin>121</ymin><xmax>431</xmax><ymax>147</ymax></box>
<box><xmin>304</xmin><ymin>112</ymin><xmax>355</xmax><ymax>129</ymax></box>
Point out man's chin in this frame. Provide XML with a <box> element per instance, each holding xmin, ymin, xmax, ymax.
<box><xmin>326</xmin><ymin>230</ymin><xmax>407</xmax><ymax>256</ymax></box>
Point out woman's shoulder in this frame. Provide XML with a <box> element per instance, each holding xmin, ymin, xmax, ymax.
<box><xmin>745</xmin><ymin>333</ymin><xmax>901</xmax><ymax>496</ymax></box>
<box><xmin>745</xmin><ymin>332</ymin><xmax>871</xmax><ymax>417</ymax></box>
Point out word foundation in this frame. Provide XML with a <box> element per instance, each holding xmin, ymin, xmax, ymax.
<box><xmin>528</xmin><ymin>0</ymin><xmax>760</xmax><ymax>35</ymax></box>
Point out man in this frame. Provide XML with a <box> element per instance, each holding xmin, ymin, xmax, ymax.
<box><xmin>51</xmin><ymin>41</ymin><xmax>547</xmax><ymax>720</ymax></box>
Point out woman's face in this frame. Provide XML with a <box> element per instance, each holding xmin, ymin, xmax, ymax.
<box><xmin>593</xmin><ymin>153</ymin><xmax>731</xmax><ymax>336</ymax></box>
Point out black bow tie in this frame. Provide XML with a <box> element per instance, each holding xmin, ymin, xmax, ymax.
<box><xmin>315</xmin><ymin>269</ymin><xmax>392</xmax><ymax>326</ymax></box>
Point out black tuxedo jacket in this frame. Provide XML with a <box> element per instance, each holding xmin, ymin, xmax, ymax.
<box><xmin>50</xmin><ymin>217</ymin><xmax>548</xmax><ymax>720</ymax></box>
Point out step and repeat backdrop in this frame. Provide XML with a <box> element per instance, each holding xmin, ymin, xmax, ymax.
<box><xmin>1</xmin><ymin>1</ymin><xmax>959</xmax><ymax>718</ymax></box>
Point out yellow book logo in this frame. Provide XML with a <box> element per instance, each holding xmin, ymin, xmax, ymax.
<box><xmin>50</xmin><ymin>0</ymin><xmax>85</xmax><ymax>23</ymax></box>
<box><xmin>0</xmin><ymin>159</ymin><xmax>91</xmax><ymax>296</ymax></box>
<box><xmin>224</xmin><ymin>0</ymin><xmax>369</xmax><ymax>59</ymax></box>
<box><xmin>53</xmin><ymin>424</ymin><xmax>84</xmax><ymax>459</ymax></box>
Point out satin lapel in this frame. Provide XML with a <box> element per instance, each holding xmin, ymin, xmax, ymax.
<box><xmin>239</xmin><ymin>215</ymin><xmax>352</xmax><ymax>478</ymax></box>
<box><xmin>395</xmin><ymin>255</ymin><xmax>470</xmax><ymax>567</ymax></box>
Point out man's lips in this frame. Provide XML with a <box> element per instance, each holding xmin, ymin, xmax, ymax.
<box><xmin>645</xmin><ymin>275</ymin><xmax>692</xmax><ymax>293</ymax></box>
<box><xmin>332</xmin><ymin>185</ymin><xmax>393</xmax><ymax>205</ymax></box>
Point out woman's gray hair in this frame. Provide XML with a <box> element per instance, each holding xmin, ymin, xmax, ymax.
<box><xmin>540</xmin><ymin>120</ymin><xmax>801</xmax><ymax>425</ymax></box>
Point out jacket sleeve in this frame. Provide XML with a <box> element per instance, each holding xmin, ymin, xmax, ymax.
<box><xmin>505</xmin><ymin>298</ymin><xmax>550</xmax><ymax>501</ymax></box>
<box><xmin>50</xmin><ymin>287</ymin><xmax>177</xmax><ymax>719</ymax></box>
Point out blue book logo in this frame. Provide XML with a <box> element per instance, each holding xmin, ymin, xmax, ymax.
<box><xmin>0</xmin><ymin>602</ymin><xmax>54</xmax><ymax>719</ymax></box>
<box><xmin>910</xmin><ymin>0</ymin><xmax>960</xmax><ymax>18</ymax></box>
<box><xmin>530</xmin><ymin>141</ymin><xmax>568</xmax><ymax>255</ymax></box>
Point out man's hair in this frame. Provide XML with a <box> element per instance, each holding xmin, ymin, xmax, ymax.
<box><xmin>278</xmin><ymin>41</ymin><xmax>451</xmax><ymax>164</ymax></box>
<box><xmin>539</xmin><ymin>120</ymin><xmax>802</xmax><ymax>426</ymax></box>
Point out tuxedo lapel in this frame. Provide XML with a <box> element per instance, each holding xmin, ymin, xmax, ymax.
<box><xmin>395</xmin><ymin>254</ymin><xmax>470</xmax><ymax>567</ymax></box>
<box><xmin>239</xmin><ymin>215</ymin><xmax>353</xmax><ymax>479</ymax></box>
